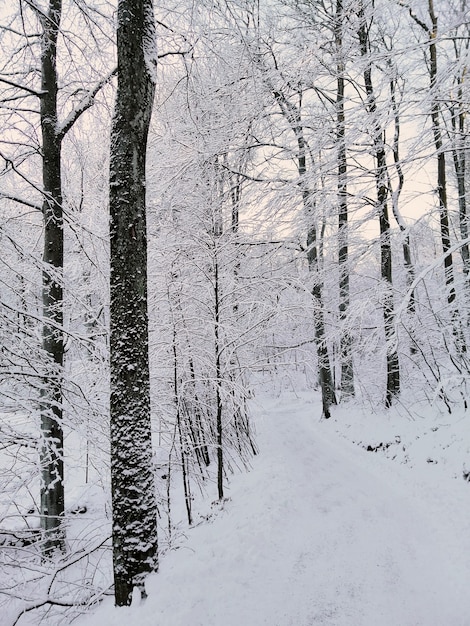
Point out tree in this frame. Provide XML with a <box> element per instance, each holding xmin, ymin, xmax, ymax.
<box><xmin>404</xmin><ymin>0</ymin><xmax>464</xmax><ymax>349</ymax></box>
<box><xmin>335</xmin><ymin>0</ymin><xmax>354</xmax><ymax>397</ymax></box>
<box><xmin>109</xmin><ymin>0</ymin><xmax>159</xmax><ymax>606</ymax></box>
<box><xmin>37</xmin><ymin>0</ymin><xmax>66</xmax><ymax>556</ymax></box>
<box><xmin>357</xmin><ymin>0</ymin><xmax>400</xmax><ymax>406</ymax></box>
<box><xmin>0</xmin><ymin>0</ymin><xmax>114</xmax><ymax>555</ymax></box>
<box><xmin>443</xmin><ymin>4</ymin><xmax>470</xmax><ymax>297</ymax></box>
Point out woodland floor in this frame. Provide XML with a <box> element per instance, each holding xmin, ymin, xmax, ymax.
<box><xmin>81</xmin><ymin>391</ymin><xmax>470</xmax><ymax>626</ymax></box>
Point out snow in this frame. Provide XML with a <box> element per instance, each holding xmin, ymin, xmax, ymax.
<box><xmin>80</xmin><ymin>392</ymin><xmax>470</xmax><ymax>626</ymax></box>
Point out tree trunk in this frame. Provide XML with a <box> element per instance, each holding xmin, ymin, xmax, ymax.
<box><xmin>214</xmin><ymin>242</ymin><xmax>224</xmax><ymax>500</ymax></box>
<box><xmin>39</xmin><ymin>0</ymin><xmax>65</xmax><ymax>556</ymax></box>
<box><xmin>408</xmin><ymin>0</ymin><xmax>463</xmax><ymax>348</ymax></box>
<box><xmin>358</xmin><ymin>2</ymin><xmax>400</xmax><ymax>406</ymax></box>
<box><xmin>109</xmin><ymin>0</ymin><xmax>159</xmax><ymax>606</ymax></box>
<box><xmin>449</xmin><ymin>47</ymin><xmax>470</xmax><ymax>294</ymax></box>
<box><xmin>335</xmin><ymin>0</ymin><xmax>354</xmax><ymax>398</ymax></box>
<box><xmin>296</xmin><ymin>124</ymin><xmax>336</xmax><ymax>417</ymax></box>
<box><xmin>389</xmin><ymin>68</ymin><xmax>416</xmax><ymax>316</ymax></box>
<box><xmin>427</xmin><ymin>0</ymin><xmax>465</xmax><ymax>351</ymax></box>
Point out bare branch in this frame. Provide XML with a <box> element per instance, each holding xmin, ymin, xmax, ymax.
<box><xmin>398</xmin><ymin>0</ymin><xmax>429</xmax><ymax>33</ymax></box>
<box><xmin>0</xmin><ymin>77</ymin><xmax>45</xmax><ymax>98</ymax></box>
<box><xmin>0</xmin><ymin>191</ymin><xmax>42</xmax><ymax>211</ymax></box>
<box><xmin>56</xmin><ymin>67</ymin><xmax>117</xmax><ymax>140</ymax></box>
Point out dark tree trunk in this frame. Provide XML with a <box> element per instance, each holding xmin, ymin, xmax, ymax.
<box><xmin>296</xmin><ymin>127</ymin><xmax>336</xmax><ymax>418</ymax></box>
<box><xmin>408</xmin><ymin>0</ymin><xmax>463</xmax><ymax>349</ymax></box>
<box><xmin>335</xmin><ymin>0</ymin><xmax>354</xmax><ymax>398</ymax></box>
<box><xmin>39</xmin><ymin>0</ymin><xmax>65</xmax><ymax>556</ymax></box>
<box><xmin>109</xmin><ymin>0</ymin><xmax>159</xmax><ymax>607</ymax></box>
<box><xmin>449</xmin><ymin>51</ymin><xmax>470</xmax><ymax>291</ymax></box>
<box><xmin>306</xmin><ymin>218</ymin><xmax>337</xmax><ymax>418</ymax></box>
<box><xmin>430</xmin><ymin>22</ymin><xmax>455</xmax><ymax>304</ymax></box>
<box><xmin>253</xmin><ymin>51</ymin><xmax>335</xmax><ymax>417</ymax></box>
<box><xmin>270</xmin><ymin>88</ymin><xmax>336</xmax><ymax>417</ymax></box>
<box><xmin>389</xmin><ymin>69</ymin><xmax>416</xmax><ymax>316</ymax></box>
<box><xmin>358</xmin><ymin>3</ymin><xmax>400</xmax><ymax>406</ymax></box>
<box><xmin>214</xmin><ymin>243</ymin><xmax>224</xmax><ymax>500</ymax></box>
<box><xmin>172</xmin><ymin>325</ymin><xmax>193</xmax><ymax>525</ymax></box>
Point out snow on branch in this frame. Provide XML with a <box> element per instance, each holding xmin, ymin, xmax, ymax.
<box><xmin>0</xmin><ymin>192</ymin><xmax>42</xmax><ymax>211</ymax></box>
<box><xmin>393</xmin><ymin>235</ymin><xmax>470</xmax><ymax>337</ymax></box>
<box><xmin>0</xmin><ymin>78</ymin><xmax>46</xmax><ymax>98</ymax></box>
<box><xmin>56</xmin><ymin>67</ymin><xmax>117</xmax><ymax>141</ymax></box>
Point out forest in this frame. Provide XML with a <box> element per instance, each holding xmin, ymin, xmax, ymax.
<box><xmin>1</xmin><ymin>0</ymin><xmax>469</xmax><ymax>623</ymax></box>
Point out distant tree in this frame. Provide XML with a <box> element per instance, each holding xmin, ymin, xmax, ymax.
<box><xmin>335</xmin><ymin>0</ymin><xmax>354</xmax><ymax>397</ymax></box>
<box><xmin>404</xmin><ymin>0</ymin><xmax>464</xmax><ymax>349</ymax></box>
<box><xmin>357</xmin><ymin>0</ymin><xmax>400</xmax><ymax>406</ymax></box>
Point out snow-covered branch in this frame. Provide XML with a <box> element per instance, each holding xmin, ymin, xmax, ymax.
<box><xmin>56</xmin><ymin>67</ymin><xmax>117</xmax><ymax>141</ymax></box>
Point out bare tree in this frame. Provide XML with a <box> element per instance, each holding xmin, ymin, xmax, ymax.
<box><xmin>335</xmin><ymin>0</ymin><xmax>354</xmax><ymax>397</ymax></box>
<box><xmin>109</xmin><ymin>0</ymin><xmax>159</xmax><ymax>606</ymax></box>
<box><xmin>0</xmin><ymin>0</ymin><xmax>114</xmax><ymax>555</ymax></box>
<box><xmin>404</xmin><ymin>0</ymin><xmax>464</xmax><ymax>350</ymax></box>
<box><xmin>357</xmin><ymin>0</ymin><xmax>400</xmax><ymax>406</ymax></box>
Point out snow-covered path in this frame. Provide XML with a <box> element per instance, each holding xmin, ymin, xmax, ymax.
<box><xmin>86</xmin><ymin>394</ymin><xmax>470</xmax><ymax>626</ymax></box>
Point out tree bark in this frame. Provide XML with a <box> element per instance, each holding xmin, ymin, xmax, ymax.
<box><xmin>335</xmin><ymin>0</ymin><xmax>354</xmax><ymax>398</ymax></box>
<box><xmin>407</xmin><ymin>0</ymin><xmax>464</xmax><ymax>349</ymax></box>
<box><xmin>109</xmin><ymin>0</ymin><xmax>159</xmax><ymax>606</ymax></box>
<box><xmin>389</xmin><ymin>68</ymin><xmax>415</xmax><ymax>315</ymax></box>
<box><xmin>296</xmin><ymin>126</ymin><xmax>336</xmax><ymax>417</ymax></box>
<box><xmin>39</xmin><ymin>0</ymin><xmax>65</xmax><ymax>556</ymax></box>
<box><xmin>358</xmin><ymin>2</ymin><xmax>400</xmax><ymax>406</ymax></box>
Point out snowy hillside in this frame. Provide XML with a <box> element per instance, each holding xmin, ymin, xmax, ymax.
<box><xmin>80</xmin><ymin>392</ymin><xmax>470</xmax><ymax>626</ymax></box>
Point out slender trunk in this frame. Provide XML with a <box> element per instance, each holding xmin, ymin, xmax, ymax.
<box><xmin>188</xmin><ymin>356</ymin><xmax>211</xmax><ymax>467</ymax></box>
<box><xmin>453</xmin><ymin>134</ymin><xmax>469</xmax><ymax>277</ymax></box>
<box><xmin>39</xmin><ymin>0</ymin><xmax>65</xmax><ymax>556</ymax></box>
<box><xmin>449</xmin><ymin>58</ymin><xmax>470</xmax><ymax>282</ymax></box>
<box><xmin>253</xmin><ymin>51</ymin><xmax>335</xmax><ymax>416</ymax></box>
<box><xmin>301</xmin><ymin>162</ymin><xmax>336</xmax><ymax>417</ymax></box>
<box><xmin>307</xmin><ymin>217</ymin><xmax>336</xmax><ymax>417</ymax></box>
<box><xmin>389</xmin><ymin>70</ymin><xmax>416</xmax><ymax>315</ymax></box>
<box><xmin>276</xmin><ymin>94</ymin><xmax>336</xmax><ymax>416</ymax></box>
<box><xmin>296</xmin><ymin>125</ymin><xmax>336</xmax><ymax>417</ymax></box>
<box><xmin>172</xmin><ymin>326</ymin><xmax>192</xmax><ymax>525</ymax></box>
<box><xmin>408</xmin><ymin>1</ymin><xmax>462</xmax><ymax>344</ymax></box>
<box><xmin>358</xmin><ymin>3</ymin><xmax>400</xmax><ymax>406</ymax></box>
<box><xmin>429</xmin><ymin>15</ymin><xmax>456</xmax><ymax>306</ymax></box>
<box><xmin>427</xmin><ymin>0</ymin><xmax>465</xmax><ymax>351</ymax></box>
<box><xmin>109</xmin><ymin>0</ymin><xmax>158</xmax><ymax>606</ymax></box>
<box><xmin>230</xmin><ymin>167</ymin><xmax>241</xmax><ymax>315</ymax></box>
<box><xmin>214</xmin><ymin>246</ymin><xmax>224</xmax><ymax>500</ymax></box>
<box><xmin>335</xmin><ymin>0</ymin><xmax>354</xmax><ymax>398</ymax></box>
<box><xmin>450</xmin><ymin>96</ymin><xmax>470</xmax><ymax>342</ymax></box>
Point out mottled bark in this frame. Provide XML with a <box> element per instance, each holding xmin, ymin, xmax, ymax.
<box><xmin>109</xmin><ymin>0</ymin><xmax>158</xmax><ymax>606</ymax></box>
<box><xmin>39</xmin><ymin>0</ymin><xmax>65</xmax><ymax>555</ymax></box>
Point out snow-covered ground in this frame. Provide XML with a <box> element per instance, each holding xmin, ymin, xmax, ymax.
<box><xmin>81</xmin><ymin>392</ymin><xmax>470</xmax><ymax>626</ymax></box>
